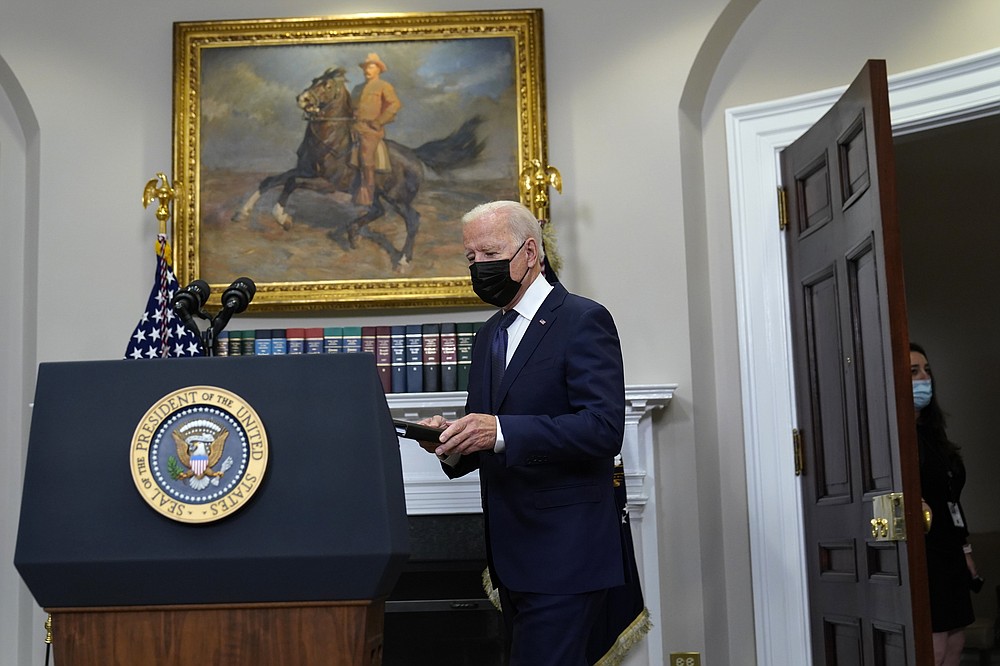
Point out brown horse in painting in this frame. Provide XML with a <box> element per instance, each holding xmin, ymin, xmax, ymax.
<box><xmin>232</xmin><ymin>67</ymin><xmax>484</xmax><ymax>270</ymax></box>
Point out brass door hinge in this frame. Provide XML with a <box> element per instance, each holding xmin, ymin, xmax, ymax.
<box><xmin>792</xmin><ymin>428</ymin><xmax>804</xmax><ymax>476</ymax></box>
<box><xmin>778</xmin><ymin>187</ymin><xmax>789</xmax><ymax>231</ymax></box>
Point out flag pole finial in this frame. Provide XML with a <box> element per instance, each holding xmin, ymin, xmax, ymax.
<box><xmin>142</xmin><ymin>172</ymin><xmax>179</xmax><ymax>254</ymax></box>
<box><xmin>519</xmin><ymin>159</ymin><xmax>563</xmax><ymax>277</ymax></box>
<box><xmin>519</xmin><ymin>158</ymin><xmax>562</xmax><ymax>223</ymax></box>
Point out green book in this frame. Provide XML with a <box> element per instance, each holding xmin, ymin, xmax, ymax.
<box><xmin>456</xmin><ymin>322</ymin><xmax>475</xmax><ymax>392</ymax></box>
<box><xmin>228</xmin><ymin>330</ymin><xmax>243</xmax><ymax>356</ymax></box>
<box><xmin>241</xmin><ymin>330</ymin><xmax>256</xmax><ymax>356</ymax></box>
<box><xmin>342</xmin><ymin>326</ymin><xmax>363</xmax><ymax>353</ymax></box>
<box><xmin>324</xmin><ymin>327</ymin><xmax>343</xmax><ymax>353</ymax></box>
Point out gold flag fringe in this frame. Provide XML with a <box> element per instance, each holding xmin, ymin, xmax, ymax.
<box><xmin>539</xmin><ymin>220</ymin><xmax>562</xmax><ymax>275</ymax></box>
<box><xmin>593</xmin><ymin>607</ymin><xmax>653</xmax><ymax>666</ymax></box>
<box><xmin>483</xmin><ymin>568</ymin><xmax>502</xmax><ymax>611</ymax></box>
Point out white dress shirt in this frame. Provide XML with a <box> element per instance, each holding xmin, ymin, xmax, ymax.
<box><xmin>493</xmin><ymin>273</ymin><xmax>553</xmax><ymax>452</ymax></box>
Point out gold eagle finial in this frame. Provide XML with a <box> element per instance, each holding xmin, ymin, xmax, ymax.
<box><xmin>519</xmin><ymin>159</ymin><xmax>562</xmax><ymax>222</ymax></box>
<box><xmin>142</xmin><ymin>172</ymin><xmax>178</xmax><ymax>238</ymax></box>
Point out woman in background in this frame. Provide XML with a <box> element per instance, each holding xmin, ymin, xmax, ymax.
<box><xmin>911</xmin><ymin>342</ymin><xmax>979</xmax><ymax>666</ymax></box>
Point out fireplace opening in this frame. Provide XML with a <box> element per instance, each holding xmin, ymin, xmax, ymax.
<box><xmin>383</xmin><ymin>514</ymin><xmax>506</xmax><ymax>666</ymax></box>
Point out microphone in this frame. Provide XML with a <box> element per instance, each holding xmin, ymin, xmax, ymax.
<box><xmin>211</xmin><ymin>277</ymin><xmax>256</xmax><ymax>337</ymax></box>
<box><xmin>221</xmin><ymin>277</ymin><xmax>256</xmax><ymax>314</ymax></box>
<box><xmin>171</xmin><ymin>280</ymin><xmax>211</xmax><ymax>332</ymax></box>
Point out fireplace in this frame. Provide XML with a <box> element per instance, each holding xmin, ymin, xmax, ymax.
<box><xmin>383</xmin><ymin>514</ymin><xmax>506</xmax><ymax>666</ymax></box>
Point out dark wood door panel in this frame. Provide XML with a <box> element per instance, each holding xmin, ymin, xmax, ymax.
<box><xmin>824</xmin><ymin>614</ymin><xmax>864</xmax><ymax>666</ymax></box>
<box><xmin>795</xmin><ymin>150</ymin><xmax>835</xmax><ymax>234</ymax></box>
<box><xmin>803</xmin><ymin>267</ymin><xmax>852</xmax><ymax>504</ymax></box>
<box><xmin>871</xmin><ymin>620</ymin><xmax>908</xmax><ymax>666</ymax></box>
<box><xmin>845</xmin><ymin>237</ymin><xmax>894</xmax><ymax>498</ymax></box>
<box><xmin>783</xmin><ymin>61</ymin><xmax>932</xmax><ymax>665</ymax></box>
<box><xmin>838</xmin><ymin>113</ymin><xmax>872</xmax><ymax>207</ymax></box>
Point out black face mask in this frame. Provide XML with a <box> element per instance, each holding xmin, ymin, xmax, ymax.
<box><xmin>469</xmin><ymin>241</ymin><xmax>528</xmax><ymax>308</ymax></box>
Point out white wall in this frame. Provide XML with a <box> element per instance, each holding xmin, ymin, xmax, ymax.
<box><xmin>0</xmin><ymin>0</ymin><xmax>720</xmax><ymax>663</ymax></box>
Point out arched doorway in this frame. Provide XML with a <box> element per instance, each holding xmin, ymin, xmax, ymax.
<box><xmin>726</xmin><ymin>48</ymin><xmax>1000</xmax><ymax>665</ymax></box>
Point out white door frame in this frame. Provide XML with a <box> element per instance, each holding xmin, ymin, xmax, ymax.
<box><xmin>725</xmin><ymin>48</ymin><xmax>1000</xmax><ymax>666</ymax></box>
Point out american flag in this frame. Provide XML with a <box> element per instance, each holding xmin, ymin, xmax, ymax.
<box><xmin>124</xmin><ymin>235</ymin><xmax>203</xmax><ymax>359</ymax></box>
<box><xmin>586</xmin><ymin>460</ymin><xmax>651</xmax><ymax>665</ymax></box>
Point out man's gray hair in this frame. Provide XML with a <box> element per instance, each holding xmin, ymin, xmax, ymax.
<box><xmin>462</xmin><ymin>201</ymin><xmax>544</xmax><ymax>258</ymax></box>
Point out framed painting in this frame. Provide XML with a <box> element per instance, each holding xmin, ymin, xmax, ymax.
<box><xmin>172</xmin><ymin>10</ymin><xmax>549</xmax><ymax>311</ymax></box>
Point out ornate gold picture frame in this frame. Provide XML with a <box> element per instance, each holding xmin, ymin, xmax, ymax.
<box><xmin>172</xmin><ymin>10</ymin><xmax>548</xmax><ymax>311</ymax></box>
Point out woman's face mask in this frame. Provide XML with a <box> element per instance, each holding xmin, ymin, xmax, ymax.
<box><xmin>912</xmin><ymin>379</ymin><xmax>933</xmax><ymax>411</ymax></box>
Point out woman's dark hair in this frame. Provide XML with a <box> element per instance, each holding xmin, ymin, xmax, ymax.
<box><xmin>910</xmin><ymin>342</ymin><xmax>959</xmax><ymax>455</ymax></box>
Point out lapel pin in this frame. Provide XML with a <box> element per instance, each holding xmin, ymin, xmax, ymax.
<box><xmin>538</xmin><ymin>319</ymin><xmax>547</xmax><ymax>325</ymax></box>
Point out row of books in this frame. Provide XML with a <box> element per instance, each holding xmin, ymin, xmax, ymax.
<box><xmin>215</xmin><ymin>324</ymin><xmax>486</xmax><ymax>394</ymax></box>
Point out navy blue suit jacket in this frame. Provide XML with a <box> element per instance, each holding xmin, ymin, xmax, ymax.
<box><xmin>447</xmin><ymin>283</ymin><xmax>626</xmax><ymax>595</ymax></box>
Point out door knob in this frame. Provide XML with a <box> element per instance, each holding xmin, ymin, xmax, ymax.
<box><xmin>870</xmin><ymin>492</ymin><xmax>906</xmax><ymax>542</ymax></box>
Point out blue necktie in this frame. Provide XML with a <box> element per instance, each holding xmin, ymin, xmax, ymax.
<box><xmin>490</xmin><ymin>309</ymin><xmax>520</xmax><ymax>410</ymax></box>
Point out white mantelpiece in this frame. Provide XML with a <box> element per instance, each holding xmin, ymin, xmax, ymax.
<box><xmin>387</xmin><ymin>383</ymin><xmax>676</xmax><ymax>666</ymax></box>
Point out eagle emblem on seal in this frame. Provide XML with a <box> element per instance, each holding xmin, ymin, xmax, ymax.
<box><xmin>170</xmin><ymin>419</ymin><xmax>234</xmax><ymax>490</ymax></box>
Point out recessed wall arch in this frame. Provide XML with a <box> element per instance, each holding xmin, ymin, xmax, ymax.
<box><xmin>0</xmin><ymin>52</ymin><xmax>42</xmax><ymax>666</ymax></box>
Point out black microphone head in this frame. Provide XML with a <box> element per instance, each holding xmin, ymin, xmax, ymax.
<box><xmin>187</xmin><ymin>280</ymin><xmax>211</xmax><ymax>307</ymax></box>
<box><xmin>222</xmin><ymin>277</ymin><xmax>256</xmax><ymax>314</ymax></box>
<box><xmin>171</xmin><ymin>279</ymin><xmax>211</xmax><ymax>313</ymax></box>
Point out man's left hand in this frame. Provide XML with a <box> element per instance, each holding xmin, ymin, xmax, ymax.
<box><xmin>435</xmin><ymin>413</ymin><xmax>497</xmax><ymax>457</ymax></box>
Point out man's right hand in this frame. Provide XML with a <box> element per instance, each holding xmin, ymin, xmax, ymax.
<box><xmin>416</xmin><ymin>415</ymin><xmax>451</xmax><ymax>454</ymax></box>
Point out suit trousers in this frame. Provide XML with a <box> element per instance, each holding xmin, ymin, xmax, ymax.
<box><xmin>499</xmin><ymin>586</ymin><xmax>609</xmax><ymax>666</ymax></box>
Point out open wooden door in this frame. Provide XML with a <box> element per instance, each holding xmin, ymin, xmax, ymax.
<box><xmin>781</xmin><ymin>60</ymin><xmax>932</xmax><ymax>665</ymax></box>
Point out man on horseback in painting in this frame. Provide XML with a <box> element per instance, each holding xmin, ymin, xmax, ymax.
<box><xmin>351</xmin><ymin>52</ymin><xmax>401</xmax><ymax>206</ymax></box>
<box><xmin>233</xmin><ymin>55</ymin><xmax>483</xmax><ymax>270</ymax></box>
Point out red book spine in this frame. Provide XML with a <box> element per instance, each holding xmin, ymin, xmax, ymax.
<box><xmin>421</xmin><ymin>323</ymin><xmax>441</xmax><ymax>392</ymax></box>
<box><xmin>375</xmin><ymin>326</ymin><xmax>392</xmax><ymax>393</ymax></box>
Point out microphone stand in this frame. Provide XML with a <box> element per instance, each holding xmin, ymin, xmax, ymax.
<box><xmin>203</xmin><ymin>300</ymin><xmax>245</xmax><ymax>357</ymax></box>
<box><xmin>187</xmin><ymin>307</ymin><xmax>237</xmax><ymax>357</ymax></box>
<box><xmin>206</xmin><ymin>305</ymin><xmax>240</xmax><ymax>357</ymax></box>
<box><xmin>200</xmin><ymin>326</ymin><xmax>217</xmax><ymax>357</ymax></box>
<box><xmin>177</xmin><ymin>308</ymin><xmax>214</xmax><ymax>357</ymax></box>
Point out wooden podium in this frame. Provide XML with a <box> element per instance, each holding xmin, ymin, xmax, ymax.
<box><xmin>15</xmin><ymin>355</ymin><xmax>409</xmax><ymax>666</ymax></box>
<box><xmin>47</xmin><ymin>601</ymin><xmax>386</xmax><ymax>665</ymax></box>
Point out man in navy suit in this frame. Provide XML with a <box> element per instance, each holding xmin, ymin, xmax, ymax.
<box><xmin>418</xmin><ymin>201</ymin><xmax>627</xmax><ymax>665</ymax></box>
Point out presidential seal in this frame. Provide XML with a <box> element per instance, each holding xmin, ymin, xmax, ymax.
<box><xmin>130</xmin><ymin>386</ymin><xmax>268</xmax><ymax>523</ymax></box>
